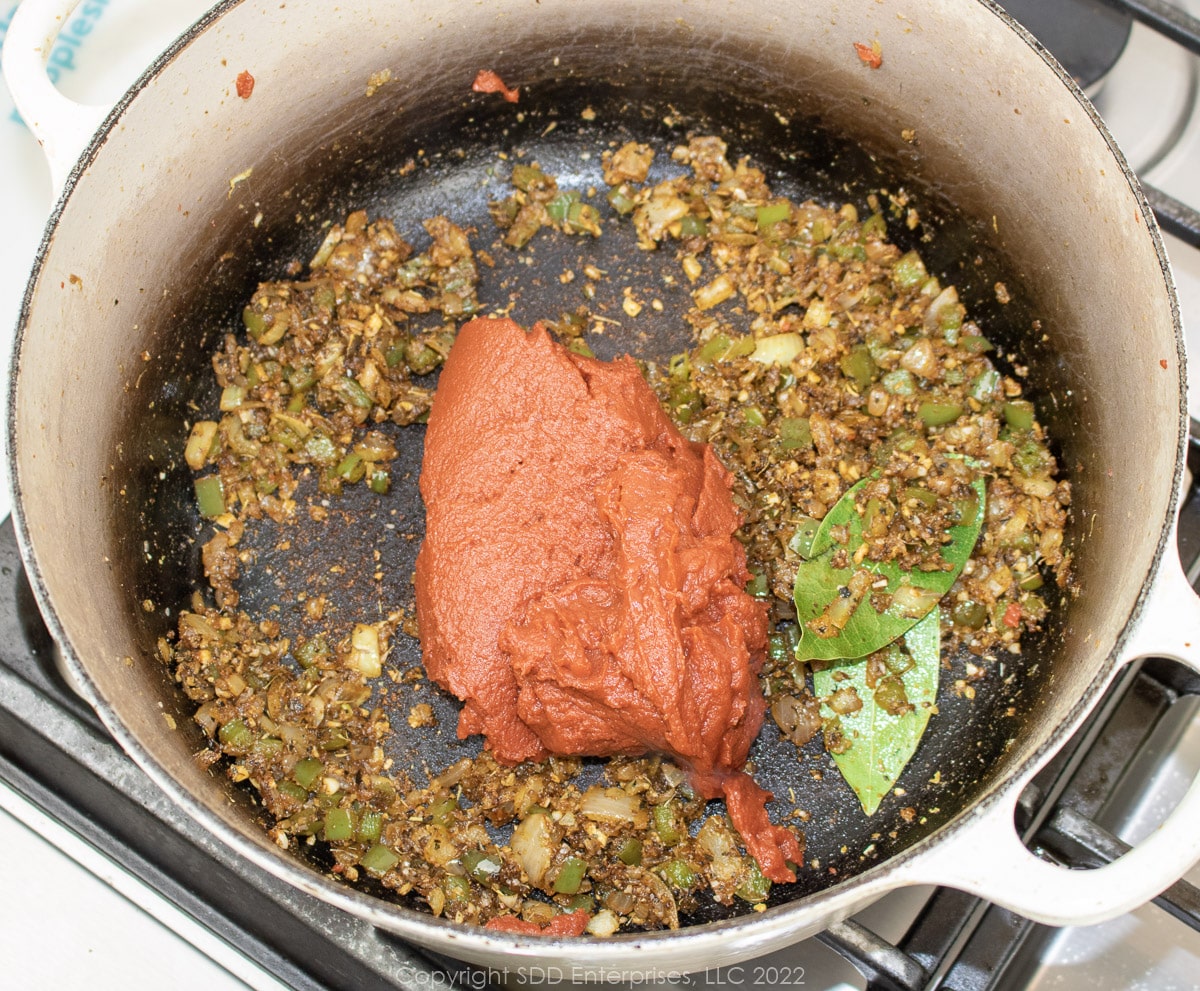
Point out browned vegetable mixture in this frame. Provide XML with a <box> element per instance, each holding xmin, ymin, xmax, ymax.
<box><xmin>162</xmin><ymin>132</ymin><xmax>1068</xmax><ymax>934</ymax></box>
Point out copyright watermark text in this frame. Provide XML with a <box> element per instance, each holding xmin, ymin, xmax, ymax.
<box><xmin>393</xmin><ymin>963</ymin><xmax>807</xmax><ymax>987</ymax></box>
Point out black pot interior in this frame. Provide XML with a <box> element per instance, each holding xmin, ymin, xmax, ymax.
<box><xmin>114</xmin><ymin>39</ymin><xmax>1079</xmax><ymax>923</ymax></box>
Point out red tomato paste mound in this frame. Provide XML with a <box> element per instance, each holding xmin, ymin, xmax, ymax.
<box><xmin>414</xmin><ymin>318</ymin><xmax>803</xmax><ymax>882</ymax></box>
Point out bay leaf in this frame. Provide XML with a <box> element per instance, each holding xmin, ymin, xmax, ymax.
<box><xmin>814</xmin><ymin>608</ymin><xmax>940</xmax><ymax>815</ymax></box>
<box><xmin>792</xmin><ymin>475</ymin><xmax>985</xmax><ymax>662</ymax></box>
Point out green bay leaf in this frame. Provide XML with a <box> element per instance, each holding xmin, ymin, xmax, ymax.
<box><xmin>814</xmin><ymin>608</ymin><xmax>940</xmax><ymax>815</ymax></box>
<box><xmin>792</xmin><ymin>475</ymin><xmax>985</xmax><ymax>662</ymax></box>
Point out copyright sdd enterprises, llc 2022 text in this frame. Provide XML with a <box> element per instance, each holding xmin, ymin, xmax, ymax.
<box><xmin>392</xmin><ymin>963</ymin><xmax>807</xmax><ymax>988</ymax></box>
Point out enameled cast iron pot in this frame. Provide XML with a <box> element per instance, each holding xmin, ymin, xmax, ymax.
<box><xmin>7</xmin><ymin>0</ymin><xmax>1200</xmax><ymax>974</ymax></box>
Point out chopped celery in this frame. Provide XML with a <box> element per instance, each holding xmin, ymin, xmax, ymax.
<box><xmin>219</xmin><ymin>385</ymin><xmax>245</xmax><ymax>412</ymax></box>
<box><xmin>1003</xmin><ymin>400</ymin><xmax>1035</xmax><ymax>432</ymax></box>
<box><xmin>218</xmin><ymin>718</ymin><xmax>253</xmax><ymax>751</ymax></box>
<box><xmin>295</xmin><ymin>636</ymin><xmax>328</xmax><ymax>669</ymax></box>
<box><xmin>735</xmin><ymin>860</ymin><xmax>771</xmax><ymax>903</ymax></box>
<box><xmin>368</xmin><ymin>469</ymin><xmax>391</xmax><ymax>495</ymax></box>
<box><xmin>658</xmin><ymin>859</ymin><xmax>696</xmax><ymax>889</ymax></box>
<box><xmin>891</xmin><ymin>250</ymin><xmax>927</xmax><ymax>289</ymax></box>
<box><xmin>242</xmin><ymin>306</ymin><xmax>267</xmax><ymax>339</ymax></box>
<box><xmin>360</xmin><ymin>844</ymin><xmax>400</xmax><ymax>876</ymax></box>
<box><xmin>918</xmin><ymin>401</ymin><xmax>963</xmax><ymax>427</ymax></box>
<box><xmin>405</xmin><ymin>339</ymin><xmax>442</xmax><ymax>376</ymax></box>
<box><xmin>778</xmin><ymin>417</ymin><xmax>812</xmax><ymax>451</ymax></box>
<box><xmin>335</xmin><ymin>452</ymin><xmax>365</xmax><ymax>482</ymax></box>
<box><xmin>546</xmin><ymin>190</ymin><xmax>580</xmax><ymax>224</ymax></box>
<box><xmin>1018</xmin><ymin>570</ymin><xmax>1044</xmax><ymax>591</ymax></box>
<box><xmin>511</xmin><ymin>163</ymin><xmax>550</xmax><ymax>192</ymax></box>
<box><xmin>861</xmin><ymin>213</ymin><xmax>887</xmax><ymax>238</ymax></box>
<box><xmin>321</xmin><ymin>728</ymin><xmax>351</xmax><ymax>751</ymax></box>
<box><xmin>252</xmin><ymin>737</ymin><xmax>283</xmax><ymax>758</ymax></box>
<box><xmin>652</xmin><ymin>803</ymin><xmax>681</xmax><ymax>846</ymax></box>
<box><xmin>840</xmin><ymin>345</ymin><xmax>875</xmax><ymax>389</ymax></box>
<box><xmin>960</xmin><ymin>335</ymin><xmax>994</xmax><ymax>354</ymax></box>
<box><xmin>358</xmin><ymin>811</ymin><xmax>383</xmax><ymax>843</ymax></box>
<box><xmin>951</xmin><ymin>600</ymin><xmax>987</xmax><ymax>629</ymax></box>
<box><xmin>881</xmin><ymin>369</ymin><xmax>915</xmax><ymax>396</ymax></box>
<box><xmin>616</xmin><ymin>838</ymin><xmax>643</xmax><ymax>866</ymax></box>
<box><xmin>430</xmin><ymin>796</ymin><xmax>459</xmax><ymax>827</ymax></box>
<box><xmin>304</xmin><ymin>432</ymin><xmax>338</xmax><ymax>464</ymax></box>
<box><xmin>566</xmin><ymin>200</ymin><xmax>602</xmax><ymax>236</ymax></box>
<box><xmin>969</xmin><ymin>368</ymin><xmax>1001</xmax><ymax>402</ymax></box>
<box><xmin>292</xmin><ymin>757</ymin><xmax>324</xmax><ymax>789</ymax></box>
<box><xmin>336</xmin><ymin>377</ymin><xmax>373</xmax><ymax>409</ymax></box>
<box><xmin>553</xmin><ymin>856</ymin><xmax>588</xmax><ymax>894</ymax></box>
<box><xmin>757</xmin><ymin>202</ymin><xmax>790</xmax><ymax>229</ymax></box>
<box><xmin>767</xmin><ymin>625</ymin><xmax>801</xmax><ymax>664</ymax></box>
<box><xmin>607</xmin><ymin>186</ymin><xmax>636</xmax><ymax>215</ymax></box>
<box><xmin>567</xmin><ymin>893</ymin><xmax>595</xmax><ymax>913</ymax></box>
<box><xmin>462</xmin><ymin>850</ymin><xmax>502</xmax><ymax>883</ymax></box>
<box><xmin>194</xmin><ymin>475</ymin><xmax>226</xmax><ymax>518</ymax></box>
<box><xmin>277</xmin><ymin>781</ymin><xmax>309</xmax><ymax>803</ymax></box>
<box><xmin>323</xmin><ymin>807</ymin><xmax>355</xmax><ymax>841</ymax></box>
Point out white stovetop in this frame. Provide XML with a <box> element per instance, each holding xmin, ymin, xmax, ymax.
<box><xmin>2</xmin><ymin>2</ymin><xmax>1200</xmax><ymax>990</ymax></box>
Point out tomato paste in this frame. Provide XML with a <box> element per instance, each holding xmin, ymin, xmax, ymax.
<box><xmin>484</xmin><ymin>909</ymin><xmax>591</xmax><ymax>937</ymax></box>
<box><xmin>414</xmin><ymin>318</ymin><xmax>802</xmax><ymax>882</ymax></box>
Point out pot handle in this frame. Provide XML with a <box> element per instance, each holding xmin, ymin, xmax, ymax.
<box><xmin>2</xmin><ymin>0</ymin><xmax>109</xmax><ymax>197</ymax></box>
<box><xmin>895</xmin><ymin>549</ymin><xmax>1200</xmax><ymax>926</ymax></box>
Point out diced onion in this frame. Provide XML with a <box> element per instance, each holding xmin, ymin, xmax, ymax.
<box><xmin>586</xmin><ymin>909</ymin><xmax>620</xmax><ymax>937</ymax></box>
<box><xmin>431</xmin><ymin>758</ymin><xmax>472</xmax><ymax>790</ymax></box>
<box><xmin>348</xmin><ymin>623</ymin><xmax>382</xmax><ymax>678</ymax></box>
<box><xmin>693</xmin><ymin>273</ymin><xmax>736</xmax><ymax>311</ymax></box>
<box><xmin>924</xmin><ymin>285</ymin><xmax>963</xmax><ymax>332</ymax></box>
<box><xmin>750</xmin><ymin>332</ymin><xmax>804</xmax><ymax>366</ymax></box>
<box><xmin>828</xmin><ymin>686</ymin><xmax>863</xmax><ymax>715</ymax></box>
<box><xmin>580</xmin><ymin>786</ymin><xmax>643</xmax><ymax>823</ymax></box>
<box><xmin>637</xmin><ymin>190</ymin><xmax>691</xmax><ymax>241</ymax></box>
<box><xmin>696</xmin><ymin>816</ymin><xmax>744</xmax><ymax>892</ymax></box>
<box><xmin>770</xmin><ymin>694</ymin><xmax>822</xmax><ymax>746</ymax></box>
<box><xmin>181</xmin><ymin>612</ymin><xmax>220</xmax><ymax>639</ymax></box>
<box><xmin>890</xmin><ymin>584</ymin><xmax>941</xmax><ymax>618</ymax></box>
<box><xmin>510</xmin><ymin>812</ymin><xmax>556</xmax><ymax>886</ymax></box>
<box><xmin>423</xmin><ymin>834</ymin><xmax>460</xmax><ymax>867</ymax></box>
<box><xmin>899</xmin><ymin>338</ymin><xmax>940</xmax><ymax>380</ymax></box>
<box><xmin>1014</xmin><ymin>474</ymin><xmax>1057</xmax><ymax>498</ymax></box>
<box><xmin>195</xmin><ymin>701</ymin><xmax>220</xmax><ymax>735</ymax></box>
<box><xmin>184</xmin><ymin>421</ymin><xmax>219</xmax><ymax>470</ymax></box>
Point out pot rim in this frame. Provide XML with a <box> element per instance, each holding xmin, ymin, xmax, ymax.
<box><xmin>4</xmin><ymin>0</ymin><xmax>1188</xmax><ymax>967</ymax></box>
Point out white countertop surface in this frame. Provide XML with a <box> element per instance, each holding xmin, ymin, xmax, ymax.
<box><xmin>0</xmin><ymin>780</ymin><xmax>288</xmax><ymax>990</ymax></box>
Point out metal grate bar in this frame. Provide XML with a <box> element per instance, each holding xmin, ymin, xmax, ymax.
<box><xmin>1037</xmin><ymin>806</ymin><xmax>1200</xmax><ymax>931</ymax></box>
<box><xmin>1098</xmin><ymin>0</ymin><xmax>1200</xmax><ymax>55</ymax></box>
<box><xmin>1092</xmin><ymin>0</ymin><xmax>1200</xmax><ymax>247</ymax></box>
<box><xmin>816</xmin><ymin>919</ymin><xmax>929</xmax><ymax>991</ymax></box>
<box><xmin>1144</xmin><ymin>182</ymin><xmax>1200</xmax><ymax>250</ymax></box>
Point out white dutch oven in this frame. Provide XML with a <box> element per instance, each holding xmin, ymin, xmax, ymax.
<box><xmin>6</xmin><ymin>0</ymin><xmax>1200</xmax><ymax>974</ymax></box>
